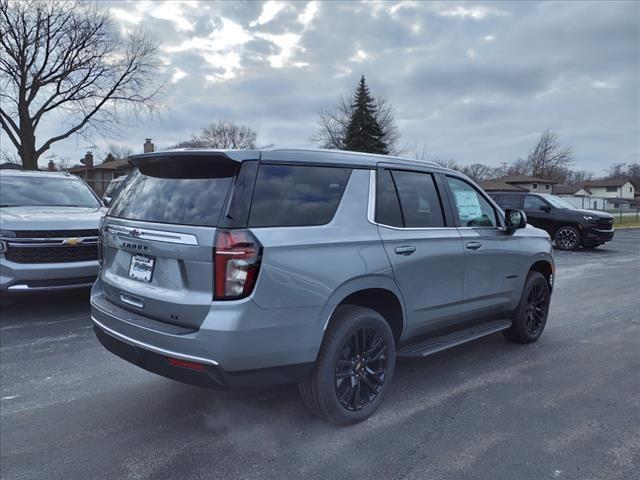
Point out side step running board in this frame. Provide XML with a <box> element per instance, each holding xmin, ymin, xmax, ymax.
<box><xmin>397</xmin><ymin>319</ymin><xmax>512</xmax><ymax>358</ymax></box>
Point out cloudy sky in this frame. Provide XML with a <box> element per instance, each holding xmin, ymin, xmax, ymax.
<box><xmin>8</xmin><ymin>1</ymin><xmax>640</xmax><ymax>174</ymax></box>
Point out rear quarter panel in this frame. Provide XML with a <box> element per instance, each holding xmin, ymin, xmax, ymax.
<box><xmin>248</xmin><ymin>169</ymin><xmax>400</xmax><ymax>335</ymax></box>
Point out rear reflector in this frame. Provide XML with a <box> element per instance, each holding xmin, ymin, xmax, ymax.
<box><xmin>167</xmin><ymin>357</ymin><xmax>206</xmax><ymax>371</ymax></box>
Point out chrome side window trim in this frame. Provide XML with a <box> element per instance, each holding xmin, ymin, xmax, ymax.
<box><xmin>104</xmin><ymin>224</ymin><xmax>199</xmax><ymax>246</ymax></box>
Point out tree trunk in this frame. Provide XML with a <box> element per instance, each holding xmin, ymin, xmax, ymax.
<box><xmin>18</xmin><ymin>102</ymin><xmax>40</xmax><ymax>170</ymax></box>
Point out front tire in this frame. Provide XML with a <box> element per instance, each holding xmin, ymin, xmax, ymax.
<box><xmin>503</xmin><ymin>271</ymin><xmax>550</xmax><ymax>343</ymax></box>
<box><xmin>555</xmin><ymin>226</ymin><xmax>581</xmax><ymax>251</ymax></box>
<box><xmin>299</xmin><ymin>306</ymin><xmax>396</xmax><ymax>425</ymax></box>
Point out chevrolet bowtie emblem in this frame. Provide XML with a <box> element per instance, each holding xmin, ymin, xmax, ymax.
<box><xmin>64</xmin><ymin>238</ymin><xmax>80</xmax><ymax>246</ymax></box>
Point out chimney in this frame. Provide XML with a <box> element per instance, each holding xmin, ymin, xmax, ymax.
<box><xmin>143</xmin><ymin>138</ymin><xmax>155</xmax><ymax>153</ymax></box>
<box><xmin>80</xmin><ymin>151</ymin><xmax>93</xmax><ymax>168</ymax></box>
<box><xmin>47</xmin><ymin>159</ymin><xmax>56</xmax><ymax>171</ymax></box>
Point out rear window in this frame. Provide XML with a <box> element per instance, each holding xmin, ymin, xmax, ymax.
<box><xmin>109</xmin><ymin>157</ymin><xmax>238</xmax><ymax>227</ymax></box>
<box><xmin>248</xmin><ymin>164</ymin><xmax>352</xmax><ymax>227</ymax></box>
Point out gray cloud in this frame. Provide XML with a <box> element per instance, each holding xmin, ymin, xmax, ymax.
<box><xmin>4</xmin><ymin>0</ymin><xmax>637</xmax><ymax>174</ymax></box>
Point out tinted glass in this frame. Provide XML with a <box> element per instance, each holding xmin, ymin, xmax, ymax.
<box><xmin>500</xmin><ymin>194</ymin><xmax>524</xmax><ymax>209</ymax></box>
<box><xmin>391</xmin><ymin>170</ymin><xmax>445</xmax><ymax>227</ymax></box>
<box><xmin>543</xmin><ymin>195</ymin><xmax>575</xmax><ymax>209</ymax></box>
<box><xmin>109</xmin><ymin>158</ymin><xmax>237</xmax><ymax>226</ymax></box>
<box><xmin>0</xmin><ymin>175</ymin><xmax>99</xmax><ymax>208</ymax></box>
<box><xmin>376</xmin><ymin>169</ymin><xmax>403</xmax><ymax>227</ymax></box>
<box><xmin>446</xmin><ymin>177</ymin><xmax>497</xmax><ymax>227</ymax></box>
<box><xmin>249</xmin><ymin>165</ymin><xmax>351</xmax><ymax>227</ymax></box>
<box><xmin>524</xmin><ymin>195</ymin><xmax>549</xmax><ymax>210</ymax></box>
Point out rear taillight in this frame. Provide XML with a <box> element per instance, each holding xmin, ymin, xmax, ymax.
<box><xmin>214</xmin><ymin>229</ymin><xmax>262</xmax><ymax>300</ymax></box>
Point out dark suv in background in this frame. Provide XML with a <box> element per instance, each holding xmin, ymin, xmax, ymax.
<box><xmin>489</xmin><ymin>192</ymin><xmax>614</xmax><ymax>250</ymax></box>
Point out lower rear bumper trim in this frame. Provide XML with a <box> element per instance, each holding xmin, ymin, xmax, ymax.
<box><xmin>91</xmin><ymin>316</ymin><xmax>219</xmax><ymax>366</ymax></box>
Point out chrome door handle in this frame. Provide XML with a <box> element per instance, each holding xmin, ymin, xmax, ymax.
<box><xmin>395</xmin><ymin>246</ymin><xmax>416</xmax><ymax>256</ymax></box>
<box><xmin>465</xmin><ymin>241</ymin><xmax>482</xmax><ymax>250</ymax></box>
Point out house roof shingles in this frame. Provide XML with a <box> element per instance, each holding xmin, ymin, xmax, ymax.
<box><xmin>496</xmin><ymin>175</ymin><xmax>558</xmax><ymax>184</ymax></box>
<box><xmin>67</xmin><ymin>158</ymin><xmax>131</xmax><ymax>174</ymax></box>
<box><xmin>582</xmin><ymin>178</ymin><xmax>631</xmax><ymax>188</ymax></box>
<box><xmin>554</xmin><ymin>184</ymin><xmax>591</xmax><ymax>195</ymax></box>
<box><xmin>479</xmin><ymin>180</ymin><xmax>528</xmax><ymax>192</ymax></box>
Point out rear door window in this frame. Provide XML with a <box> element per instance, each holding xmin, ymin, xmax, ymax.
<box><xmin>391</xmin><ymin>170</ymin><xmax>445</xmax><ymax>228</ymax></box>
<box><xmin>500</xmin><ymin>194</ymin><xmax>524</xmax><ymax>209</ymax></box>
<box><xmin>248</xmin><ymin>164</ymin><xmax>352</xmax><ymax>227</ymax></box>
<box><xmin>109</xmin><ymin>156</ymin><xmax>238</xmax><ymax>227</ymax></box>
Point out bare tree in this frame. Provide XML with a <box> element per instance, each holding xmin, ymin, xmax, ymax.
<box><xmin>174</xmin><ymin>120</ymin><xmax>258</xmax><ymax>149</ymax></box>
<box><xmin>553</xmin><ymin>167</ymin><xmax>593</xmax><ymax>185</ymax></box>
<box><xmin>524</xmin><ymin>129</ymin><xmax>574</xmax><ymax>179</ymax></box>
<box><xmin>105</xmin><ymin>144</ymin><xmax>134</xmax><ymax>161</ymax></box>
<box><xmin>461</xmin><ymin>163</ymin><xmax>493</xmax><ymax>182</ymax></box>
<box><xmin>605</xmin><ymin>163</ymin><xmax>628</xmax><ymax>179</ymax></box>
<box><xmin>312</xmin><ymin>93</ymin><xmax>405</xmax><ymax>155</ymax></box>
<box><xmin>0</xmin><ymin>0</ymin><xmax>162</xmax><ymax>170</ymax></box>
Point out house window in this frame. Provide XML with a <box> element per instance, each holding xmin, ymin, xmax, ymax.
<box><xmin>545</xmin><ymin>184</ymin><xmax>550</xmax><ymax>190</ymax></box>
<box><xmin>606</xmin><ymin>186</ymin><xmax>617</xmax><ymax>192</ymax></box>
<box><xmin>631</xmin><ymin>187</ymin><xmax>633</xmax><ymax>193</ymax></box>
<box><xmin>532</xmin><ymin>183</ymin><xmax>538</xmax><ymax>190</ymax></box>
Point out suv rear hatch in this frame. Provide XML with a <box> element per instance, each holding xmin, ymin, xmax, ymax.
<box><xmin>100</xmin><ymin>151</ymin><xmax>257</xmax><ymax>329</ymax></box>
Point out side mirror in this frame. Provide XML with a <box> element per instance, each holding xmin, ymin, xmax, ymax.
<box><xmin>102</xmin><ymin>196</ymin><xmax>112</xmax><ymax>207</ymax></box>
<box><xmin>505</xmin><ymin>208</ymin><xmax>527</xmax><ymax>232</ymax></box>
<box><xmin>540</xmin><ymin>205</ymin><xmax>551</xmax><ymax>212</ymax></box>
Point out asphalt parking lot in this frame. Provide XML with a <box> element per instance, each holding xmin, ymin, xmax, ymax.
<box><xmin>1</xmin><ymin>229</ymin><xmax>639</xmax><ymax>480</ymax></box>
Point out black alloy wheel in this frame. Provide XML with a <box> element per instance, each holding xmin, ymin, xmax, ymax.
<box><xmin>524</xmin><ymin>282</ymin><xmax>548</xmax><ymax>336</ymax></box>
<box><xmin>503</xmin><ymin>271</ymin><xmax>550</xmax><ymax>343</ymax></box>
<box><xmin>298</xmin><ymin>305</ymin><xmax>396</xmax><ymax>425</ymax></box>
<box><xmin>335</xmin><ymin>327</ymin><xmax>388</xmax><ymax>412</ymax></box>
<box><xmin>555</xmin><ymin>226</ymin><xmax>580</xmax><ymax>250</ymax></box>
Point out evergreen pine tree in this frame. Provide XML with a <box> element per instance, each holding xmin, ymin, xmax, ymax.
<box><xmin>343</xmin><ymin>76</ymin><xmax>389</xmax><ymax>154</ymax></box>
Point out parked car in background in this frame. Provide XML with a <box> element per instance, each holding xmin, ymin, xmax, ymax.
<box><xmin>102</xmin><ymin>175</ymin><xmax>128</xmax><ymax>207</ymax></box>
<box><xmin>489</xmin><ymin>191</ymin><xmax>614</xmax><ymax>250</ymax></box>
<box><xmin>0</xmin><ymin>170</ymin><xmax>105</xmax><ymax>296</ymax></box>
<box><xmin>92</xmin><ymin>148</ymin><xmax>554</xmax><ymax>424</ymax></box>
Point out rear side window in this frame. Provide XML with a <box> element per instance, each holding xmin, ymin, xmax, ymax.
<box><xmin>109</xmin><ymin>156</ymin><xmax>238</xmax><ymax>227</ymax></box>
<box><xmin>391</xmin><ymin>170</ymin><xmax>445</xmax><ymax>228</ymax></box>
<box><xmin>500</xmin><ymin>194</ymin><xmax>524</xmax><ymax>209</ymax></box>
<box><xmin>248</xmin><ymin>165</ymin><xmax>352</xmax><ymax>227</ymax></box>
<box><xmin>376</xmin><ymin>169</ymin><xmax>403</xmax><ymax>227</ymax></box>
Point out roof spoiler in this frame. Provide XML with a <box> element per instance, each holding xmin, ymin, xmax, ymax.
<box><xmin>128</xmin><ymin>149</ymin><xmax>260</xmax><ymax>167</ymax></box>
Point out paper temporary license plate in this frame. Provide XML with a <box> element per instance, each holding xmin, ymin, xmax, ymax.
<box><xmin>128</xmin><ymin>255</ymin><xmax>155</xmax><ymax>282</ymax></box>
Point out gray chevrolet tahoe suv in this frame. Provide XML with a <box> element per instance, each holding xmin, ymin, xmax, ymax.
<box><xmin>1</xmin><ymin>170</ymin><xmax>103</xmax><ymax>294</ymax></box>
<box><xmin>91</xmin><ymin>149</ymin><xmax>554</xmax><ymax>424</ymax></box>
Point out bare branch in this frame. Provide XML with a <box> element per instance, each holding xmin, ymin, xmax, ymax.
<box><xmin>0</xmin><ymin>0</ymin><xmax>163</xmax><ymax>169</ymax></box>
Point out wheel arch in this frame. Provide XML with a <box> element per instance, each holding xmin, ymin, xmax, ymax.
<box><xmin>529</xmin><ymin>259</ymin><xmax>554</xmax><ymax>292</ymax></box>
<box><xmin>319</xmin><ymin>276</ymin><xmax>406</xmax><ymax>346</ymax></box>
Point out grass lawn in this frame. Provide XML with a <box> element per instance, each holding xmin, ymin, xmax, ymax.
<box><xmin>613</xmin><ymin>214</ymin><xmax>640</xmax><ymax>228</ymax></box>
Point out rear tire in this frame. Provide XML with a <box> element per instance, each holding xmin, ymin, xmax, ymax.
<box><xmin>555</xmin><ymin>226</ymin><xmax>581</xmax><ymax>251</ymax></box>
<box><xmin>503</xmin><ymin>271</ymin><xmax>550</xmax><ymax>343</ymax></box>
<box><xmin>299</xmin><ymin>306</ymin><xmax>396</xmax><ymax>425</ymax></box>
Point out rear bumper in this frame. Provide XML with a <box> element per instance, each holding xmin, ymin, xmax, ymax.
<box><xmin>90</xmin><ymin>281</ymin><xmax>321</xmax><ymax>388</ymax></box>
<box><xmin>582</xmin><ymin>227</ymin><xmax>614</xmax><ymax>245</ymax></box>
<box><xmin>93</xmin><ymin>319</ymin><xmax>313</xmax><ymax>389</ymax></box>
<box><xmin>0</xmin><ymin>257</ymin><xmax>98</xmax><ymax>291</ymax></box>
